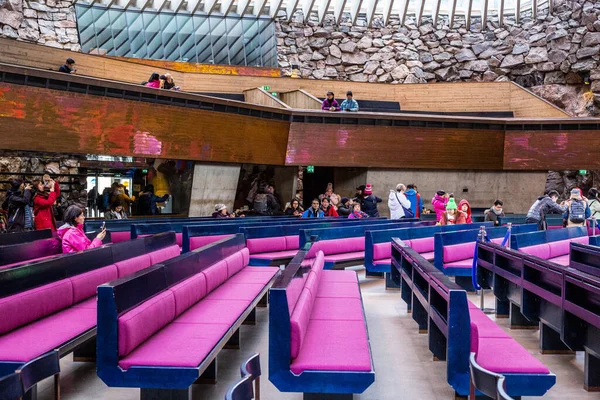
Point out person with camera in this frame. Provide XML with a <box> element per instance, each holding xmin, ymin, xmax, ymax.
<box><xmin>2</xmin><ymin>179</ymin><xmax>33</xmax><ymax>232</ymax></box>
<box><xmin>57</xmin><ymin>205</ymin><xmax>106</xmax><ymax>253</ymax></box>
<box><xmin>32</xmin><ymin>178</ymin><xmax>58</xmax><ymax>231</ymax></box>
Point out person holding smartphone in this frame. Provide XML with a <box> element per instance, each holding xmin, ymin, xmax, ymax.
<box><xmin>3</xmin><ymin>179</ymin><xmax>33</xmax><ymax>232</ymax></box>
<box><xmin>57</xmin><ymin>205</ymin><xmax>106</xmax><ymax>253</ymax></box>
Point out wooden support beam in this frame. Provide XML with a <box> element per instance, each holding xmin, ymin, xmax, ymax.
<box><xmin>515</xmin><ymin>0</ymin><xmax>521</xmax><ymax>23</ymax></box>
<box><xmin>400</xmin><ymin>0</ymin><xmax>409</xmax><ymax>26</ymax></box>
<box><xmin>466</xmin><ymin>0</ymin><xmax>473</xmax><ymax>29</ymax></box>
<box><xmin>499</xmin><ymin>0</ymin><xmax>504</xmax><ymax>25</ymax></box>
<box><xmin>482</xmin><ymin>0</ymin><xmax>488</xmax><ymax>28</ymax></box>
<box><xmin>416</xmin><ymin>0</ymin><xmax>425</xmax><ymax>26</ymax></box>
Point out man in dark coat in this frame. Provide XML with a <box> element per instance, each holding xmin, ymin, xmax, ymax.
<box><xmin>3</xmin><ymin>179</ymin><xmax>33</xmax><ymax>232</ymax></box>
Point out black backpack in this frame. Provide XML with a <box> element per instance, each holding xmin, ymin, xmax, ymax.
<box><xmin>569</xmin><ymin>199</ymin><xmax>586</xmax><ymax>223</ymax></box>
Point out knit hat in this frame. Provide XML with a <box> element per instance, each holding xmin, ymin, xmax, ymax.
<box><xmin>364</xmin><ymin>184</ymin><xmax>373</xmax><ymax>195</ymax></box>
<box><xmin>446</xmin><ymin>198</ymin><xmax>458</xmax><ymax>210</ymax></box>
<box><xmin>570</xmin><ymin>188</ymin><xmax>582</xmax><ymax>199</ymax></box>
<box><xmin>341</xmin><ymin>197</ymin><xmax>349</xmax><ymax>204</ymax></box>
<box><xmin>215</xmin><ymin>203</ymin><xmax>227</xmax><ymax>212</ymax></box>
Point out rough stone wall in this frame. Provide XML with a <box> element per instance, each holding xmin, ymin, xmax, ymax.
<box><xmin>0</xmin><ymin>0</ymin><xmax>80</xmax><ymax>50</ymax></box>
<box><xmin>276</xmin><ymin>0</ymin><xmax>600</xmax><ymax>91</ymax></box>
<box><xmin>545</xmin><ymin>170</ymin><xmax>599</xmax><ymax>200</ymax></box>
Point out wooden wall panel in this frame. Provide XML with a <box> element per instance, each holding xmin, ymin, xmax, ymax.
<box><xmin>0</xmin><ymin>38</ymin><xmax>569</xmax><ymax>118</ymax></box>
<box><xmin>504</xmin><ymin>130</ymin><xmax>600</xmax><ymax>170</ymax></box>
<box><xmin>0</xmin><ymin>83</ymin><xmax>289</xmax><ymax>165</ymax></box>
<box><xmin>279</xmin><ymin>90</ymin><xmax>322</xmax><ymax>109</ymax></box>
<box><xmin>286</xmin><ymin>123</ymin><xmax>505</xmax><ymax>170</ymax></box>
<box><xmin>243</xmin><ymin>88</ymin><xmax>290</xmax><ymax>108</ymax></box>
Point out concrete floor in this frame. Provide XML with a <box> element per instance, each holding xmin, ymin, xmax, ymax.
<box><xmin>36</xmin><ymin>268</ymin><xmax>600</xmax><ymax>400</ymax></box>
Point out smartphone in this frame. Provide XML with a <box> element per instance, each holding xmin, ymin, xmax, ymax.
<box><xmin>285</xmin><ymin>202</ymin><xmax>291</xmax><ymax>208</ymax></box>
<box><xmin>101</xmin><ymin>221</ymin><xmax>106</xmax><ymax>230</ymax></box>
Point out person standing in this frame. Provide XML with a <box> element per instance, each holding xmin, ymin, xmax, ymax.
<box><xmin>526</xmin><ymin>190</ymin><xmax>568</xmax><ymax>230</ymax></box>
<box><xmin>3</xmin><ymin>180</ymin><xmax>33</xmax><ymax>232</ymax></box>
<box><xmin>362</xmin><ymin>184</ymin><xmax>382</xmax><ymax>218</ymax></box>
<box><xmin>353</xmin><ymin>185</ymin><xmax>366</xmax><ymax>208</ymax></box>
<box><xmin>458</xmin><ymin>199</ymin><xmax>473</xmax><ymax>223</ymax></box>
<box><xmin>340</xmin><ymin>91</ymin><xmax>359</xmax><ymax>112</ymax></box>
<box><xmin>563</xmin><ymin>188</ymin><xmax>591</xmax><ymax>227</ymax></box>
<box><xmin>302</xmin><ymin>199</ymin><xmax>324</xmax><ymax>218</ymax></box>
<box><xmin>321</xmin><ymin>91</ymin><xmax>340</xmax><ymax>111</ymax></box>
<box><xmin>405</xmin><ymin>184</ymin><xmax>423</xmax><ymax>218</ymax></box>
<box><xmin>138</xmin><ymin>184</ymin><xmax>169</xmax><ymax>216</ymax></box>
<box><xmin>32</xmin><ymin>179</ymin><xmax>58</xmax><ymax>231</ymax></box>
<box><xmin>58</xmin><ymin>58</ymin><xmax>77</xmax><ymax>74</ymax></box>
<box><xmin>431</xmin><ymin>190</ymin><xmax>449</xmax><ymax>222</ymax></box>
<box><xmin>484</xmin><ymin>200</ymin><xmax>504</xmax><ymax>226</ymax></box>
<box><xmin>588</xmin><ymin>188</ymin><xmax>600</xmax><ymax>219</ymax></box>
<box><xmin>388</xmin><ymin>183</ymin><xmax>412</xmax><ymax>219</ymax></box>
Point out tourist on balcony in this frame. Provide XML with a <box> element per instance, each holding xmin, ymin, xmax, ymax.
<box><xmin>32</xmin><ymin>179</ymin><xmax>58</xmax><ymax>231</ymax></box>
<box><xmin>388</xmin><ymin>183</ymin><xmax>412</xmax><ymax>219</ymax></box>
<box><xmin>458</xmin><ymin>199</ymin><xmax>473</xmax><ymax>223</ymax></box>
<box><xmin>161</xmin><ymin>73</ymin><xmax>180</xmax><ymax>90</ymax></box>
<box><xmin>3</xmin><ymin>179</ymin><xmax>33</xmax><ymax>232</ymax></box>
<box><xmin>340</xmin><ymin>91</ymin><xmax>359</xmax><ymax>112</ymax></box>
<box><xmin>146</xmin><ymin>73</ymin><xmax>162</xmax><ymax>89</ymax></box>
<box><xmin>321</xmin><ymin>91</ymin><xmax>340</xmax><ymax>111</ymax></box>
<box><xmin>302</xmin><ymin>199</ymin><xmax>324</xmax><ymax>218</ymax></box>
<box><xmin>362</xmin><ymin>184</ymin><xmax>382</xmax><ymax>218</ymax></box>
<box><xmin>58</xmin><ymin>58</ymin><xmax>77</xmax><ymax>74</ymax></box>
<box><xmin>58</xmin><ymin>205</ymin><xmax>106</xmax><ymax>253</ymax></box>
<box><xmin>484</xmin><ymin>200</ymin><xmax>504</xmax><ymax>226</ymax></box>
<box><xmin>432</xmin><ymin>190</ymin><xmax>449</xmax><ymax>222</ymax></box>
<box><xmin>321</xmin><ymin>197</ymin><xmax>339</xmax><ymax>217</ymax></box>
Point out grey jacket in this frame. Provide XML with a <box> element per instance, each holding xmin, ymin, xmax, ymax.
<box><xmin>526</xmin><ymin>195</ymin><xmax>567</xmax><ymax>221</ymax></box>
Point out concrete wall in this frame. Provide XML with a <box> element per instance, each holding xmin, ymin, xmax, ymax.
<box><xmin>365</xmin><ymin>169</ymin><xmax>548</xmax><ymax>217</ymax></box>
<box><xmin>189</xmin><ymin>163</ymin><xmax>241</xmax><ymax>217</ymax></box>
<box><xmin>334</xmin><ymin>167</ymin><xmax>368</xmax><ymax>199</ymax></box>
<box><xmin>273</xmin><ymin>166</ymin><xmax>297</xmax><ymax>205</ymax></box>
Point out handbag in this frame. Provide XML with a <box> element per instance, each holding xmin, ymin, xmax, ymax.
<box><xmin>395</xmin><ymin>193</ymin><xmax>414</xmax><ymax>218</ymax></box>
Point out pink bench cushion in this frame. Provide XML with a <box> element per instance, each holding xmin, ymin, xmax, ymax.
<box><xmin>224</xmin><ymin>249</ymin><xmax>247</xmax><ymax>277</ymax></box>
<box><xmin>118</xmin><ymin>291</ymin><xmax>176</xmax><ymax>357</ymax></box>
<box><xmin>202</xmin><ymin>260</ymin><xmax>229</xmax><ymax>293</ymax></box>
<box><xmin>0</xmin><ymin>306</ymin><xmax>95</xmax><ymax>362</ymax></box>
<box><xmin>443</xmin><ymin>242</ymin><xmax>476</xmax><ymax>264</ymax></box>
<box><xmin>311</xmin><ymin>297</ymin><xmax>364</xmax><ymax>321</ymax></box>
<box><xmin>176</xmin><ymin>299</ymin><xmax>249</xmax><ymax>326</ymax></box>
<box><xmin>323</xmin><ymin>251</ymin><xmax>364</xmax><ymax>263</ymax></box>
<box><xmin>110</xmin><ymin>231</ymin><xmax>131</xmax><ymax>243</ymax></box>
<box><xmin>205</xmin><ymin>281</ymin><xmax>265</xmax><ymax>302</ymax></box>
<box><xmin>420</xmin><ymin>251</ymin><xmax>435</xmax><ymax>260</ymax></box>
<box><xmin>71</xmin><ymin>297</ymin><xmax>97</xmax><ymax>310</ymax></box>
<box><xmin>189</xmin><ymin>234</ymin><xmax>233</xmax><ymax>251</ymax></box>
<box><xmin>476</xmin><ymin>337</ymin><xmax>550</xmax><ymax>374</ymax></box>
<box><xmin>549</xmin><ymin>255</ymin><xmax>570</xmax><ymax>266</ymax></box>
<box><xmin>149</xmin><ymin>245</ymin><xmax>180</xmax><ymax>265</ymax></box>
<box><xmin>469</xmin><ymin>309</ymin><xmax>511</xmax><ymax>339</ymax></box>
<box><xmin>307</xmin><ymin>237</ymin><xmax>365</xmax><ymax>258</ymax></box>
<box><xmin>286</xmin><ymin>271</ymin><xmax>310</xmax><ymax>314</ymax></box>
<box><xmin>119</xmin><ymin>322</ymin><xmax>230</xmax><ymax>369</ymax></box>
<box><xmin>409</xmin><ymin>237</ymin><xmax>434</xmax><ymax>253</ymax></box>
<box><xmin>373</xmin><ymin>259</ymin><xmax>391</xmax><ymax>265</ymax></box>
<box><xmin>250</xmin><ymin>250</ymin><xmax>298</xmax><ymax>260</ymax></box>
<box><xmin>372</xmin><ymin>243</ymin><xmax>391</xmax><ymax>261</ymax></box>
<box><xmin>443</xmin><ymin>259</ymin><xmax>474</xmax><ymax>269</ymax></box>
<box><xmin>521</xmin><ymin>243</ymin><xmax>550</xmax><ymax>260</ymax></box>
<box><xmin>170</xmin><ymin>272</ymin><xmax>208</xmax><ymax>317</ymax></box>
<box><xmin>70</xmin><ymin>265</ymin><xmax>118</xmax><ymax>304</ymax></box>
<box><xmin>285</xmin><ymin>235</ymin><xmax>299</xmax><ymax>250</ymax></box>
<box><xmin>0</xmin><ymin>279</ymin><xmax>73</xmax><ymax>335</ymax></box>
<box><xmin>290</xmin><ymin>320</ymin><xmax>371</xmax><ymax>374</ymax></box>
<box><xmin>226</xmin><ymin>267</ymin><xmax>279</xmax><ymax>285</ymax></box>
<box><xmin>316</xmin><ymin>281</ymin><xmax>361</xmax><ymax>299</ymax></box>
<box><xmin>246</xmin><ymin>237</ymin><xmax>286</xmax><ymax>255</ymax></box>
<box><xmin>290</xmin><ymin>288</ymin><xmax>314</xmax><ymax>358</ymax></box>
<box><xmin>320</xmin><ymin>270</ymin><xmax>358</xmax><ymax>283</ymax></box>
<box><xmin>115</xmin><ymin>254</ymin><xmax>152</xmax><ymax>278</ymax></box>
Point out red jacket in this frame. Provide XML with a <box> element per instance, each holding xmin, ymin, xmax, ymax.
<box><xmin>439</xmin><ymin>211</ymin><xmax>468</xmax><ymax>226</ymax></box>
<box><xmin>34</xmin><ymin>191</ymin><xmax>57</xmax><ymax>231</ymax></box>
<box><xmin>458</xmin><ymin>199</ymin><xmax>472</xmax><ymax>223</ymax></box>
<box><xmin>322</xmin><ymin>206</ymin><xmax>339</xmax><ymax>217</ymax></box>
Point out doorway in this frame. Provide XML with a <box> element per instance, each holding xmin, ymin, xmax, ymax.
<box><xmin>302</xmin><ymin>166</ymin><xmax>334</xmax><ymax>209</ymax></box>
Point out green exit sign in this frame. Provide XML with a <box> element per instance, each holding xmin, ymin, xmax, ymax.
<box><xmin>263</xmin><ymin>85</ymin><xmax>270</xmax><ymax>91</ymax></box>
<box><xmin>579</xmin><ymin>170</ymin><xmax>587</xmax><ymax>175</ymax></box>
<box><xmin>271</xmin><ymin>92</ymin><xmax>278</xmax><ymax>97</ymax></box>
<box><xmin>142</xmin><ymin>169</ymin><xmax>148</xmax><ymax>174</ymax></box>
<box><xmin>307</xmin><ymin>166</ymin><xmax>315</xmax><ymax>173</ymax></box>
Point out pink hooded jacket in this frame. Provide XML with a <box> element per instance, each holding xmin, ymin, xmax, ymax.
<box><xmin>431</xmin><ymin>193</ymin><xmax>449</xmax><ymax>222</ymax></box>
<box><xmin>57</xmin><ymin>223</ymin><xmax>103</xmax><ymax>253</ymax></box>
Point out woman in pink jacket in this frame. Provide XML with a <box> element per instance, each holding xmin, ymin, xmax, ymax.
<box><xmin>431</xmin><ymin>190</ymin><xmax>449</xmax><ymax>222</ymax></box>
<box><xmin>57</xmin><ymin>205</ymin><xmax>106</xmax><ymax>253</ymax></box>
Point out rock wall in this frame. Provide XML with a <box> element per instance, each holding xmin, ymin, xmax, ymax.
<box><xmin>276</xmin><ymin>0</ymin><xmax>600</xmax><ymax>92</ymax></box>
<box><xmin>0</xmin><ymin>0</ymin><xmax>79</xmax><ymax>50</ymax></box>
<box><xmin>545</xmin><ymin>170</ymin><xmax>599</xmax><ymax>200</ymax></box>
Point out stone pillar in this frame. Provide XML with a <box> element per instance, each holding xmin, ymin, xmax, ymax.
<box><xmin>189</xmin><ymin>163</ymin><xmax>241</xmax><ymax>217</ymax></box>
<box><xmin>273</xmin><ymin>166</ymin><xmax>297</xmax><ymax>206</ymax></box>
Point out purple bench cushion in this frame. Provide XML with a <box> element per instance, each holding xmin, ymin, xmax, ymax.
<box><xmin>71</xmin><ymin>297</ymin><xmax>97</xmax><ymax>310</ymax></box>
<box><xmin>176</xmin><ymin>299</ymin><xmax>250</xmax><ymax>326</ymax></box>
<box><xmin>323</xmin><ymin>251</ymin><xmax>364</xmax><ymax>263</ymax></box>
<box><xmin>70</xmin><ymin>265</ymin><xmax>118</xmax><ymax>304</ymax></box>
<box><xmin>373</xmin><ymin>258</ymin><xmax>391</xmax><ymax>266</ymax></box>
<box><xmin>409</xmin><ymin>237</ymin><xmax>434</xmax><ymax>253</ymax></box>
<box><xmin>224</xmin><ymin>250</ymin><xmax>246</xmax><ymax>278</ymax></box>
<box><xmin>316</xmin><ymin>281</ymin><xmax>361</xmax><ymax>299</ymax></box>
<box><xmin>149</xmin><ymin>245</ymin><xmax>181</xmax><ymax>265</ymax></box>
<box><xmin>470</xmin><ymin>323</ymin><xmax>479</xmax><ymax>353</ymax></box>
<box><xmin>307</xmin><ymin>237</ymin><xmax>365</xmax><ymax>258</ymax></box>
<box><xmin>521</xmin><ymin>243</ymin><xmax>550</xmax><ymax>260</ymax></box>
<box><xmin>420</xmin><ymin>251</ymin><xmax>435</xmax><ymax>260</ymax></box>
<box><xmin>443</xmin><ymin>242</ymin><xmax>476</xmax><ymax>264</ymax></box>
<box><xmin>0</xmin><ymin>279</ymin><xmax>73</xmax><ymax>335</ymax></box>
<box><xmin>290</xmin><ymin>320</ymin><xmax>371</xmax><ymax>374</ymax></box>
<box><xmin>115</xmin><ymin>254</ymin><xmax>152</xmax><ymax>278</ymax></box>
<box><xmin>469</xmin><ymin>309</ymin><xmax>511</xmax><ymax>339</ymax></box>
<box><xmin>226</xmin><ymin>267</ymin><xmax>279</xmax><ymax>285</ymax></box>
<box><xmin>202</xmin><ymin>260</ymin><xmax>229</xmax><ymax>293</ymax></box>
<box><xmin>110</xmin><ymin>231</ymin><xmax>131</xmax><ymax>243</ymax></box>
<box><xmin>0</xmin><ymin>306</ymin><xmax>95</xmax><ymax>362</ymax></box>
<box><xmin>320</xmin><ymin>270</ymin><xmax>358</xmax><ymax>283</ymax></box>
<box><xmin>443</xmin><ymin>259</ymin><xmax>474</xmax><ymax>269</ymax></box>
<box><xmin>189</xmin><ymin>234</ymin><xmax>233</xmax><ymax>251</ymax></box>
<box><xmin>285</xmin><ymin>235</ymin><xmax>299</xmax><ymax>250</ymax></box>
<box><xmin>170</xmin><ymin>272</ymin><xmax>208</xmax><ymax>317</ymax></box>
<box><xmin>250</xmin><ymin>250</ymin><xmax>298</xmax><ymax>260</ymax></box>
<box><xmin>311</xmin><ymin>297</ymin><xmax>364</xmax><ymax>321</ymax></box>
<box><xmin>286</xmin><ymin>270</ymin><xmax>310</xmax><ymax>315</ymax></box>
<box><xmin>373</xmin><ymin>243</ymin><xmax>391</xmax><ymax>261</ymax></box>
<box><xmin>475</xmin><ymin>337</ymin><xmax>550</xmax><ymax>374</ymax></box>
<box><xmin>119</xmin><ymin>322</ymin><xmax>230</xmax><ymax>369</ymax></box>
<box><xmin>548</xmin><ymin>255</ymin><xmax>570</xmax><ymax>266</ymax></box>
<box><xmin>205</xmin><ymin>281</ymin><xmax>265</xmax><ymax>302</ymax></box>
<box><xmin>246</xmin><ymin>237</ymin><xmax>287</xmax><ymax>255</ymax></box>
<box><xmin>118</xmin><ymin>291</ymin><xmax>176</xmax><ymax>357</ymax></box>
<box><xmin>290</xmin><ymin>288</ymin><xmax>314</xmax><ymax>359</ymax></box>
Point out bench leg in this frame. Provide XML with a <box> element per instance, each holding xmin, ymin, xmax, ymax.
<box><xmin>140</xmin><ymin>388</ymin><xmax>192</xmax><ymax>400</ymax></box>
<box><xmin>411</xmin><ymin>294</ymin><xmax>428</xmax><ymax>334</ymax></box>
<box><xmin>509</xmin><ymin>303</ymin><xmax>538</xmax><ymax>330</ymax></box>
<box><xmin>73</xmin><ymin>337</ymin><xmax>97</xmax><ymax>362</ymax></box>
<box><xmin>304</xmin><ymin>393</ymin><xmax>353</xmax><ymax>399</ymax></box>
<box><xmin>454</xmin><ymin>276</ymin><xmax>476</xmax><ymax>293</ymax></box>
<box><xmin>585</xmin><ymin>351</ymin><xmax>600</xmax><ymax>391</ymax></box>
<box><xmin>385</xmin><ymin>272</ymin><xmax>400</xmax><ymax>290</ymax></box>
<box><xmin>365</xmin><ymin>271</ymin><xmax>384</xmax><ymax>278</ymax></box>
<box><xmin>429</xmin><ymin>319</ymin><xmax>447</xmax><ymax>361</ymax></box>
<box><xmin>243</xmin><ymin>308</ymin><xmax>256</xmax><ymax>325</ymax></box>
<box><xmin>540</xmin><ymin>323</ymin><xmax>573</xmax><ymax>354</ymax></box>
<box><xmin>495</xmin><ymin>298</ymin><xmax>509</xmax><ymax>318</ymax></box>
<box><xmin>225</xmin><ymin>328</ymin><xmax>241</xmax><ymax>350</ymax></box>
<box><xmin>195</xmin><ymin>358</ymin><xmax>218</xmax><ymax>384</ymax></box>
<box><xmin>257</xmin><ymin>292</ymin><xmax>268</xmax><ymax>308</ymax></box>
<box><xmin>401</xmin><ymin>277</ymin><xmax>412</xmax><ymax>313</ymax></box>
<box><xmin>23</xmin><ymin>384</ymin><xmax>38</xmax><ymax>400</ymax></box>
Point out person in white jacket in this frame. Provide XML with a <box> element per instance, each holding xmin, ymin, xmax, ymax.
<box><xmin>388</xmin><ymin>183</ymin><xmax>412</xmax><ymax>219</ymax></box>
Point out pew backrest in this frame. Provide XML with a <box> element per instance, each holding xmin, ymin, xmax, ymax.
<box><xmin>511</xmin><ymin>226</ymin><xmax>588</xmax><ymax>250</ymax></box>
<box><xmin>0</xmin><ymin>229</ymin><xmax>53</xmax><ymax>246</ymax></box>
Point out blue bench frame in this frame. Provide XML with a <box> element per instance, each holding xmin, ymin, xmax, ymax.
<box><xmin>476</xmin><ymin>240</ymin><xmax>600</xmax><ymax>391</ymax></box>
<box><xmin>97</xmin><ymin>234</ymin><xmax>278</xmax><ymax>397</ymax></box>
<box><xmin>510</xmin><ymin>226</ymin><xmax>588</xmax><ymax>250</ymax></box>
<box><xmin>268</xmin><ymin>248</ymin><xmax>375</xmax><ymax>397</ymax></box>
<box><xmin>394</xmin><ymin>239</ymin><xmax>556</xmax><ymax>397</ymax></box>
